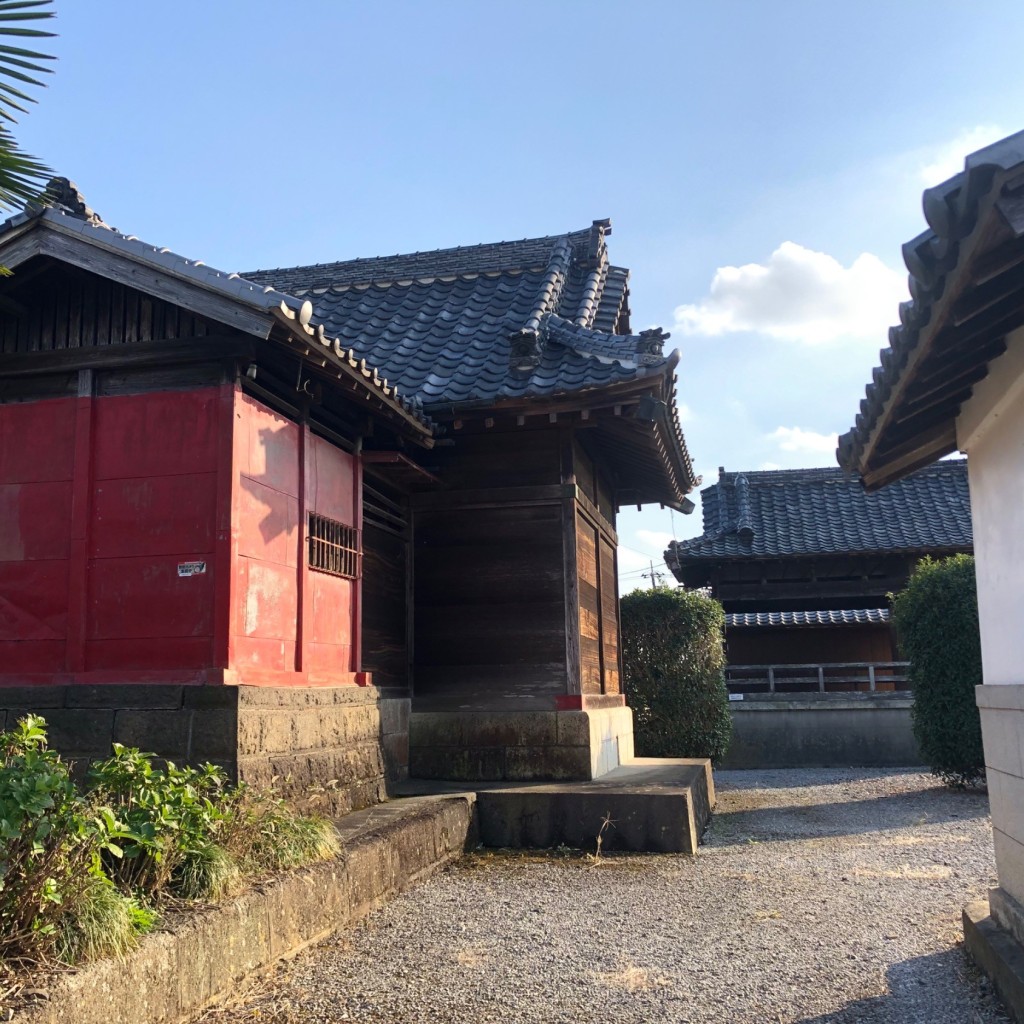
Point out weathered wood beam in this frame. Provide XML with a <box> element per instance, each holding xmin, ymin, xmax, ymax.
<box><xmin>952</xmin><ymin>263</ymin><xmax>1024</xmax><ymax>327</ymax></box>
<box><xmin>897</xmin><ymin>343</ymin><xmax>1005</xmax><ymax>421</ymax></box>
<box><xmin>0</xmin><ymin>335</ymin><xmax>252</xmax><ymax>377</ymax></box>
<box><xmin>411</xmin><ymin>483</ymin><xmax>573</xmax><ymax>511</ymax></box>
<box><xmin>861</xmin><ymin>422</ymin><xmax>959</xmax><ymax>492</ymax></box>
<box><xmin>971</xmin><ymin>236</ymin><xmax>1024</xmax><ymax>286</ymax></box>
<box><xmin>36</xmin><ymin>229</ymin><xmax>275</xmax><ymax>338</ymax></box>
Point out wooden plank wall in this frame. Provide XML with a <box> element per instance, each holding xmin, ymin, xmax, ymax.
<box><xmin>0</xmin><ymin>263</ymin><xmax>219</xmax><ymax>353</ymax></box>
<box><xmin>361</xmin><ymin>483</ymin><xmax>410</xmax><ymax>690</ymax></box>
<box><xmin>573</xmin><ymin>440</ymin><xmax>621</xmax><ymax>695</ymax></box>
<box><xmin>413</xmin><ymin>503</ymin><xmax>566</xmax><ymax>709</ymax></box>
<box><xmin>422</xmin><ymin>428</ymin><xmax>561</xmax><ymax>489</ymax></box>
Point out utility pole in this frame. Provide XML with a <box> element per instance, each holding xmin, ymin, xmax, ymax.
<box><xmin>642</xmin><ymin>561</ymin><xmax>664</xmax><ymax>590</ymax></box>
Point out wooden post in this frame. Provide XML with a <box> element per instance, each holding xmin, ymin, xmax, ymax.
<box><xmin>211</xmin><ymin>380</ymin><xmax>236</xmax><ymax>670</ymax></box>
<box><xmin>65</xmin><ymin>369</ymin><xmax>94</xmax><ymax>673</ymax></box>
<box><xmin>868</xmin><ymin>664</ymin><xmax>876</xmax><ymax>691</ymax></box>
<box><xmin>353</xmin><ymin>443</ymin><xmax>364</xmax><ymax>673</ymax></box>
<box><xmin>295</xmin><ymin>417</ymin><xmax>310</xmax><ymax>672</ymax></box>
<box><xmin>768</xmin><ymin>666</ymin><xmax>775</xmax><ymax>693</ymax></box>
<box><xmin>817</xmin><ymin>666</ymin><xmax>825</xmax><ymax>692</ymax></box>
<box><xmin>560</xmin><ymin>429</ymin><xmax>581</xmax><ymax>696</ymax></box>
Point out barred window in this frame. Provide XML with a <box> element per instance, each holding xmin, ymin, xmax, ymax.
<box><xmin>308</xmin><ymin>513</ymin><xmax>360</xmax><ymax>579</ymax></box>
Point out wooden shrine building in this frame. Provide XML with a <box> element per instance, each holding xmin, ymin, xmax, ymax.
<box><xmin>0</xmin><ymin>182</ymin><xmax>698</xmax><ymax>805</ymax></box>
<box><xmin>664</xmin><ymin>462</ymin><xmax>972</xmax><ymax>692</ymax></box>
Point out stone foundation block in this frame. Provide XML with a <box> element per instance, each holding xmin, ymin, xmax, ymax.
<box><xmin>409</xmin><ymin>705</ymin><xmax>635</xmax><ymax>782</ymax></box>
<box><xmin>0</xmin><ymin>684</ymin><xmax>410</xmax><ymax>815</ymax></box>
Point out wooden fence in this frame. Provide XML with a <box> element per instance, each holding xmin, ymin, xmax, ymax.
<box><xmin>725</xmin><ymin>661</ymin><xmax>911</xmax><ymax>694</ymax></box>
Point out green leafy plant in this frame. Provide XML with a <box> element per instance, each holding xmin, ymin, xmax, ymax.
<box><xmin>0</xmin><ymin>716</ymin><xmax>130</xmax><ymax>964</ymax></box>
<box><xmin>620</xmin><ymin>586</ymin><xmax>732</xmax><ymax>761</ymax></box>
<box><xmin>87</xmin><ymin>746</ymin><xmax>234</xmax><ymax>898</ymax></box>
<box><xmin>891</xmin><ymin>553</ymin><xmax>984</xmax><ymax>787</ymax></box>
<box><xmin>0</xmin><ymin>0</ymin><xmax>56</xmax><ymax>211</ymax></box>
<box><xmin>0</xmin><ymin>718</ymin><xmax>342</xmax><ymax>971</ymax></box>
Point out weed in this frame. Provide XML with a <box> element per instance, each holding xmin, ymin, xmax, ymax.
<box><xmin>591</xmin><ymin>811</ymin><xmax>616</xmax><ymax>862</ymax></box>
<box><xmin>0</xmin><ymin>717</ymin><xmax>342</xmax><ymax>971</ymax></box>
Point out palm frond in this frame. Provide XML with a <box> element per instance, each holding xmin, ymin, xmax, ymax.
<box><xmin>0</xmin><ymin>0</ymin><xmax>53</xmax><ymax>212</ymax></box>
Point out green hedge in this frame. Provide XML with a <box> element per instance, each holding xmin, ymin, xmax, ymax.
<box><xmin>891</xmin><ymin>554</ymin><xmax>984</xmax><ymax>787</ymax></box>
<box><xmin>620</xmin><ymin>586</ymin><xmax>732</xmax><ymax>761</ymax></box>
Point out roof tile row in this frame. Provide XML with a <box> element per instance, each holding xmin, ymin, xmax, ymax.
<box><xmin>668</xmin><ymin>460</ymin><xmax>972</xmax><ymax>565</ymax></box>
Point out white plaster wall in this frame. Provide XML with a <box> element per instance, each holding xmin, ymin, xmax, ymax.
<box><xmin>957</xmin><ymin>330</ymin><xmax>1024</xmax><ymax>685</ymax></box>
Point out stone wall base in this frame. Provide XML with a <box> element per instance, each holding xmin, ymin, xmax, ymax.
<box><xmin>409</xmin><ymin>706</ymin><xmax>634</xmax><ymax>781</ymax></box>
<box><xmin>978</xmin><ymin>684</ymin><xmax>1024</xmax><ymax>912</ymax></box>
<box><xmin>964</xmin><ymin>896</ymin><xmax>1024</xmax><ymax>1023</ymax></box>
<box><xmin>0</xmin><ymin>684</ymin><xmax>410</xmax><ymax>816</ymax></box>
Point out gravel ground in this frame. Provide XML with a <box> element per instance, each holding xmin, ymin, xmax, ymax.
<box><xmin>200</xmin><ymin>768</ymin><xmax>1008</xmax><ymax>1024</ymax></box>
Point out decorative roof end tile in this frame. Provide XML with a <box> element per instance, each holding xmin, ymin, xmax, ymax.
<box><xmin>508</xmin><ymin>327</ymin><xmax>542</xmax><ymax>374</ymax></box>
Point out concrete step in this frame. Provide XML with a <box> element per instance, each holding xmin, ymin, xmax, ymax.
<box><xmin>395</xmin><ymin>757</ymin><xmax>715</xmax><ymax>854</ymax></box>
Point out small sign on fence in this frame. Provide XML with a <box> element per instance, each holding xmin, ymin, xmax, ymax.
<box><xmin>177</xmin><ymin>561</ymin><xmax>207</xmax><ymax>578</ymax></box>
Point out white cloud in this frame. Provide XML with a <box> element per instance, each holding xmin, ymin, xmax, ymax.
<box><xmin>767</xmin><ymin>426</ymin><xmax>838</xmax><ymax>457</ymax></box>
<box><xmin>617</xmin><ymin>547</ymin><xmax>652</xmax><ymax>575</ymax></box>
<box><xmin>635</xmin><ymin>529</ymin><xmax>675</xmax><ymax>550</ymax></box>
<box><xmin>676</xmin><ymin>401</ymin><xmax>695</xmax><ymax>423</ymax></box>
<box><xmin>760</xmin><ymin>461</ymin><xmax>781</xmax><ymax>471</ymax></box>
<box><xmin>673</xmin><ymin>242</ymin><xmax>906</xmax><ymax>344</ymax></box>
<box><xmin>918</xmin><ymin>124</ymin><xmax>1007</xmax><ymax>187</ymax></box>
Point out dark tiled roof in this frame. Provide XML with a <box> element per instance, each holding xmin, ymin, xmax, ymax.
<box><xmin>725</xmin><ymin>609</ymin><xmax>890</xmax><ymax>628</ymax></box>
<box><xmin>666</xmin><ymin>460</ymin><xmax>972</xmax><ymax>565</ymax></box>
<box><xmin>837</xmin><ymin>130</ymin><xmax>1024</xmax><ymax>484</ymax></box>
<box><xmin>242</xmin><ymin>220</ymin><xmax>675</xmax><ymax>412</ymax></box>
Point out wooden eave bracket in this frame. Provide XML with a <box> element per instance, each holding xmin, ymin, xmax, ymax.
<box><xmin>360</xmin><ymin>450</ymin><xmax>442</xmax><ymax>488</ymax></box>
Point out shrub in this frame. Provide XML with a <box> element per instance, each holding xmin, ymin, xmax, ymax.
<box><xmin>620</xmin><ymin>586</ymin><xmax>732</xmax><ymax>761</ymax></box>
<box><xmin>891</xmin><ymin>553</ymin><xmax>984</xmax><ymax>787</ymax></box>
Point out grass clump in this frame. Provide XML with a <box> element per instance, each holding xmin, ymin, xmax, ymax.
<box><xmin>0</xmin><ymin>716</ymin><xmax>340</xmax><ymax>972</ymax></box>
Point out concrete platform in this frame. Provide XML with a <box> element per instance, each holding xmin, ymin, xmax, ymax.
<box><xmin>398</xmin><ymin>757</ymin><xmax>715</xmax><ymax>854</ymax></box>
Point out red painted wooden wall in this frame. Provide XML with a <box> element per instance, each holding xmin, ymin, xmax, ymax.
<box><xmin>0</xmin><ymin>384</ymin><xmax>362</xmax><ymax>686</ymax></box>
<box><xmin>230</xmin><ymin>392</ymin><xmax>359</xmax><ymax>681</ymax></box>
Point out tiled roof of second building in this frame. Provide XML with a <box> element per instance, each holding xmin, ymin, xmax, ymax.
<box><xmin>666</xmin><ymin>460</ymin><xmax>972</xmax><ymax>564</ymax></box>
<box><xmin>243</xmin><ymin>220</ymin><xmax>672</xmax><ymax>411</ymax></box>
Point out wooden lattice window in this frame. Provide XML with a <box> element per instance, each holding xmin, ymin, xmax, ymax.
<box><xmin>308</xmin><ymin>513</ymin><xmax>361</xmax><ymax>579</ymax></box>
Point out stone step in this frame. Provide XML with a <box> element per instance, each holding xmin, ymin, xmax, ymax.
<box><xmin>397</xmin><ymin>757</ymin><xmax>715</xmax><ymax>854</ymax></box>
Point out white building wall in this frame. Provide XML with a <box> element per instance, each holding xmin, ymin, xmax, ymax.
<box><xmin>957</xmin><ymin>329</ymin><xmax>1024</xmax><ymax>928</ymax></box>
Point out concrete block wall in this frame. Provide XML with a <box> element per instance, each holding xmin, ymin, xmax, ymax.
<box><xmin>720</xmin><ymin>693</ymin><xmax>920</xmax><ymax>769</ymax></box>
<box><xmin>409</xmin><ymin>706</ymin><xmax>634</xmax><ymax>781</ymax></box>
<box><xmin>979</xmin><ymin>683</ymin><xmax>1024</xmax><ymax>944</ymax></box>
<box><xmin>0</xmin><ymin>684</ymin><xmax>409</xmax><ymax>816</ymax></box>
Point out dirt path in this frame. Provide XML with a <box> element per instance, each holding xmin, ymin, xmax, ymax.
<box><xmin>199</xmin><ymin>768</ymin><xmax>1008</xmax><ymax>1024</ymax></box>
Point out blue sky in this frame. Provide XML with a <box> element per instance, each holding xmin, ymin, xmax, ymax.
<box><xmin>19</xmin><ymin>1</ymin><xmax>1024</xmax><ymax>588</ymax></box>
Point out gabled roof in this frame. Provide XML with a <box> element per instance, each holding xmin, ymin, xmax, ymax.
<box><xmin>725</xmin><ymin>609</ymin><xmax>891</xmax><ymax>628</ymax></box>
<box><xmin>665</xmin><ymin>460</ymin><xmax>972</xmax><ymax>569</ymax></box>
<box><xmin>0</xmin><ymin>183</ymin><xmax>433</xmax><ymax>439</ymax></box>
<box><xmin>838</xmin><ymin>130</ymin><xmax>1024</xmax><ymax>487</ymax></box>
<box><xmin>243</xmin><ymin>221</ymin><xmax>672</xmax><ymax>411</ymax></box>
<box><xmin>246</xmin><ymin>219</ymin><xmax>701</xmax><ymax>503</ymax></box>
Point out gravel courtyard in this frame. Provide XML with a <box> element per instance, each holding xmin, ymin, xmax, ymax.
<box><xmin>203</xmin><ymin>769</ymin><xmax>1007</xmax><ymax>1024</ymax></box>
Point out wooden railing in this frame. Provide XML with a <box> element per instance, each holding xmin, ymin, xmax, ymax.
<box><xmin>725</xmin><ymin>661</ymin><xmax>911</xmax><ymax>694</ymax></box>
